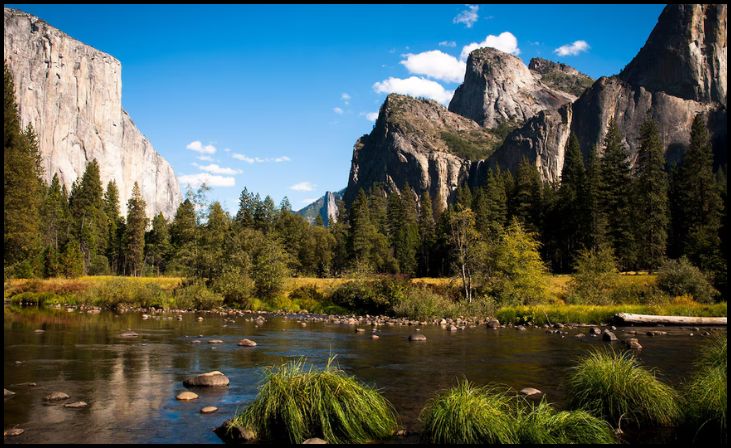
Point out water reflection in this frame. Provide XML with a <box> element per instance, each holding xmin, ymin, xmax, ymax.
<box><xmin>3</xmin><ymin>307</ymin><xmax>724</xmax><ymax>444</ymax></box>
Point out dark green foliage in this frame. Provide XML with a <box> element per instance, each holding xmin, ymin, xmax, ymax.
<box><xmin>41</xmin><ymin>174</ymin><xmax>71</xmax><ymax>255</ymax></box>
<box><xmin>566</xmin><ymin>246</ymin><xmax>619</xmax><ymax>305</ymax></box>
<box><xmin>598</xmin><ymin>121</ymin><xmax>636</xmax><ymax>270</ymax></box>
<box><xmin>555</xmin><ymin>134</ymin><xmax>590</xmax><ymax>271</ymax></box>
<box><xmin>656</xmin><ymin>257</ymin><xmax>718</xmax><ymax>303</ymax></box>
<box><xmin>420</xmin><ymin>380</ymin><xmax>516</xmax><ymax>444</ymax></box>
<box><xmin>124</xmin><ymin>182</ymin><xmax>147</xmax><ymax>276</ymax></box>
<box><xmin>232</xmin><ymin>358</ymin><xmax>398</xmax><ymax>444</ymax></box>
<box><xmin>60</xmin><ymin>239</ymin><xmax>84</xmax><ymax>278</ymax></box>
<box><xmin>417</xmin><ymin>191</ymin><xmax>436</xmax><ymax>276</ymax></box>
<box><xmin>69</xmin><ymin>159</ymin><xmax>109</xmax><ymax>273</ymax></box>
<box><xmin>199</xmin><ymin>201</ymin><xmax>230</xmax><ymax>279</ymax></box>
<box><xmin>210</xmin><ymin>268</ymin><xmax>255</xmax><ymax>306</ymax></box>
<box><xmin>634</xmin><ymin>118</ymin><xmax>669</xmax><ymax>271</ymax></box>
<box><xmin>512</xmin><ymin>157</ymin><xmax>543</xmax><ymax>234</ymax></box>
<box><xmin>103</xmin><ymin>180</ymin><xmax>123</xmax><ymax>274</ymax></box>
<box><xmin>440</xmin><ymin>131</ymin><xmax>492</xmax><ymax>160</ymax></box>
<box><xmin>173</xmin><ymin>281</ymin><xmax>223</xmax><ymax>310</ymax></box>
<box><xmin>145</xmin><ymin>212</ymin><xmax>171</xmax><ymax>275</ymax></box>
<box><xmin>253</xmin><ymin>237</ymin><xmax>290</xmax><ymax>299</ymax></box>
<box><xmin>568</xmin><ymin>349</ymin><xmax>681</xmax><ymax>427</ymax></box>
<box><xmin>454</xmin><ymin>184</ymin><xmax>472</xmax><ymax>211</ymax></box>
<box><xmin>330</xmin><ymin>278</ymin><xmax>407</xmax><ymax>315</ymax></box>
<box><xmin>484</xmin><ymin>167</ymin><xmax>508</xmax><ymax>239</ymax></box>
<box><xmin>4</xmin><ymin>64</ymin><xmax>45</xmax><ymax>278</ymax></box>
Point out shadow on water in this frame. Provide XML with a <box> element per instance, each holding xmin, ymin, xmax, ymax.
<box><xmin>3</xmin><ymin>306</ymin><xmax>725</xmax><ymax>444</ymax></box>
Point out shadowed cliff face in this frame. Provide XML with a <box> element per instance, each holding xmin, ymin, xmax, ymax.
<box><xmin>4</xmin><ymin>8</ymin><xmax>182</xmax><ymax>218</ymax></box>
<box><xmin>344</xmin><ymin>94</ymin><xmax>499</xmax><ymax>210</ymax></box>
<box><xmin>490</xmin><ymin>3</ymin><xmax>727</xmax><ymax>180</ymax></box>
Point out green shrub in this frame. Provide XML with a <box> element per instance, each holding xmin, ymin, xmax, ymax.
<box><xmin>269</xmin><ymin>296</ymin><xmax>300</xmax><ymax>312</ymax></box>
<box><xmin>567</xmin><ymin>349</ymin><xmax>681</xmax><ymax>427</ymax></box>
<box><xmin>684</xmin><ymin>337</ymin><xmax>726</xmax><ymax>442</ymax></box>
<box><xmin>9</xmin><ymin>291</ymin><xmax>66</xmax><ymax>306</ymax></box>
<box><xmin>174</xmin><ymin>282</ymin><xmax>223</xmax><ymax>310</ymax></box>
<box><xmin>231</xmin><ymin>358</ymin><xmax>398</xmax><ymax>443</ymax></box>
<box><xmin>211</xmin><ymin>268</ymin><xmax>255</xmax><ymax>307</ymax></box>
<box><xmin>420</xmin><ymin>380</ymin><xmax>516</xmax><ymax>444</ymax></box>
<box><xmin>657</xmin><ymin>257</ymin><xmax>718</xmax><ymax>303</ymax></box>
<box><xmin>392</xmin><ymin>286</ymin><xmax>455</xmax><ymax>320</ymax></box>
<box><xmin>88</xmin><ymin>255</ymin><xmax>110</xmax><ymax>275</ymax></box>
<box><xmin>330</xmin><ymin>279</ymin><xmax>407</xmax><ymax>315</ymax></box>
<box><xmin>289</xmin><ymin>285</ymin><xmax>324</xmax><ymax>302</ymax></box>
<box><xmin>515</xmin><ymin>399</ymin><xmax>616</xmax><ymax>444</ymax></box>
<box><xmin>566</xmin><ymin>246</ymin><xmax>619</xmax><ymax>305</ymax></box>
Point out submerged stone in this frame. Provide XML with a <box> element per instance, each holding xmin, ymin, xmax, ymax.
<box><xmin>64</xmin><ymin>401</ymin><xmax>88</xmax><ymax>408</ymax></box>
<box><xmin>238</xmin><ymin>339</ymin><xmax>257</xmax><ymax>347</ymax></box>
<box><xmin>44</xmin><ymin>391</ymin><xmax>70</xmax><ymax>401</ymax></box>
<box><xmin>408</xmin><ymin>333</ymin><xmax>427</xmax><ymax>342</ymax></box>
<box><xmin>183</xmin><ymin>371</ymin><xmax>230</xmax><ymax>387</ymax></box>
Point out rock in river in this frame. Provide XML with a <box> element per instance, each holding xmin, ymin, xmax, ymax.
<box><xmin>119</xmin><ymin>331</ymin><xmax>139</xmax><ymax>338</ymax></box>
<box><xmin>238</xmin><ymin>339</ymin><xmax>257</xmax><ymax>347</ymax></box>
<box><xmin>64</xmin><ymin>401</ymin><xmax>88</xmax><ymax>409</ymax></box>
<box><xmin>183</xmin><ymin>371</ymin><xmax>230</xmax><ymax>387</ymax></box>
<box><xmin>408</xmin><ymin>334</ymin><xmax>427</xmax><ymax>342</ymax></box>
<box><xmin>176</xmin><ymin>391</ymin><xmax>199</xmax><ymax>401</ymax></box>
<box><xmin>303</xmin><ymin>438</ymin><xmax>328</xmax><ymax>444</ymax></box>
<box><xmin>4</xmin><ymin>428</ymin><xmax>24</xmax><ymax>437</ymax></box>
<box><xmin>200</xmin><ymin>406</ymin><xmax>218</xmax><ymax>414</ymax></box>
<box><xmin>44</xmin><ymin>391</ymin><xmax>70</xmax><ymax>401</ymax></box>
<box><xmin>208</xmin><ymin>339</ymin><xmax>224</xmax><ymax>344</ymax></box>
<box><xmin>625</xmin><ymin>338</ymin><xmax>643</xmax><ymax>350</ymax></box>
<box><xmin>520</xmin><ymin>387</ymin><xmax>543</xmax><ymax>398</ymax></box>
<box><xmin>487</xmin><ymin>319</ymin><xmax>500</xmax><ymax>329</ymax></box>
<box><xmin>602</xmin><ymin>329</ymin><xmax>618</xmax><ymax>342</ymax></box>
<box><xmin>4</xmin><ymin>388</ymin><xmax>15</xmax><ymax>397</ymax></box>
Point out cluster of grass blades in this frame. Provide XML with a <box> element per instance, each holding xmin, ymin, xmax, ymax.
<box><xmin>419</xmin><ymin>380</ymin><xmax>517</xmax><ymax>444</ymax></box>
<box><xmin>514</xmin><ymin>398</ymin><xmax>616</xmax><ymax>444</ymax></box>
<box><xmin>229</xmin><ymin>357</ymin><xmax>398</xmax><ymax>444</ymax></box>
<box><xmin>567</xmin><ymin>348</ymin><xmax>681</xmax><ymax>428</ymax></box>
<box><xmin>684</xmin><ymin>336</ymin><xmax>727</xmax><ymax>443</ymax></box>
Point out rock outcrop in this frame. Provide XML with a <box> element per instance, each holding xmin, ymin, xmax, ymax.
<box><xmin>488</xmin><ymin>3</ymin><xmax>727</xmax><ymax>179</ymax></box>
<box><xmin>297</xmin><ymin>190</ymin><xmax>343</xmax><ymax>226</ymax></box>
<box><xmin>528</xmin><ymin>57</ymin><xmax>594</xmax><ymax>98</ymax></box>
<box><xmin>448</xmin><ymin>47</ymin><xmax>578</xmax><ymax>129</ymax></box>
<box><xmin>344</xmin><ymin>94</ymin><xmax>499</xmax><ymax>209</ymax></box>
<box><xmin>4</xmin><ymin>8</ymin><xmax>182</xmax><ymax>218</ymax></box>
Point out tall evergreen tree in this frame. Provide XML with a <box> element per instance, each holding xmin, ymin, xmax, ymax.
<box><xmin>254</xmin><ymin>195</ymin><xmax>276</xmax><ymax>233</ymax></box>
<box><xmin>484</xmin><ymin>167</ymin><xmax>508</xmax><ymax>240</ymax></box>
<box><xmin>41</xmin><ymin>174</ymin><xmax>70</xmax><ymax>253</ymax></box>
<box><xmin>634</xmin><ymin>118</ymin><xmax>669</xmax><ymax>271</ymax></box>
<box><xmin>199</xmin><ymin>201</ymin><xmax>230</xmax><ymax>279</ymax></box>
<box><xmin>512</xmin><ymin>157</ymin><xmax>543</xmax><ymax>234</ymax></box>
<box><xmin>350</xmin><ymin>189</ymin><xmax>375</xmax><ymax>269</ymax></box>
<box><xmin>145</xmin><ymin>212</ymin><xmax>171</xmax><ymax>276</ymax></box>
<box><xmin>68</xmin><ymin>159</ymin><xmax>108</xmax><ymax>273</ymax></box>
<box><xmin>676</xmin><ymin>114</ymin><xmax>723</xmax><ymax>275</ymax></box>
<box><xmin>585</xmin><ymin>145</ymin><xmax>607</xmax><ymax>251</ymax></box>
<box><xmin>4</xmin><ymin>64</ymin><xmax>45</xmax><ymax>277</ymax></box>
<box><xmin>103</xmin><ymin>180</ymin><xmax>123</xmax><ymax>274</ymax></box>
<box><xmin>124</xmin><ymin>182</ymin><xmax>147</xmax><ymax>276</ymax></box>
<box><xmin>455</xmin><ymin>184</ymin><xmax>472</xmax><ymax>211</ymax></box>
<box><xmin>598</xmin><ymin>120</ymin><xmax>636</xmax><ymax>270</ymax></box>
<box><xmin>556</xmin><ymin>133</ymin><xmax>589</xmax><ymax>271</ymax></box>
<box><xmin>235</xmin><ymin>187</ymin><xmax>256</xmax><ymax>228</ymax></box>
<box><xmin>417</xmin><ymin>191</ymin><xmax>436</xmax><ymax>276</ymax></box>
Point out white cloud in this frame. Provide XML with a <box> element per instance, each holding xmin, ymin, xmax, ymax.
<box><xmin>197</xmin><ymin>155</ymin><xmax>214</xmax><ymax>161</ymax></box>
<box><xmin>333</xmin><ymin>107</ymin><xmax>344</xmax><ymax>115</ymax></box>
<box><xmin>453</xmin><ymin>5</ymin><xmax>479</xmax><ymax>28</ymax></box>
<box><xmin>178</xmin><ymin>173</ymin><xmax>235</xmax><ymax>188</ymax></box>
<box><xmin>554</xmin><ymin>40</ymin><xmax>590</xmax><ymax>56</ymax></box>
<box><xmin>193</xmin><ymin>163</ymin><xmax>241</xmax><ymax>175</ymax></box>
<box><xmin>365</xmin><ymin>112</ymin><xmax>379</xmax><ymax>122</ymax></box>
<box><xmin>290</xmin><ymin>181</ymin><xmax>315</xmax><ymax>192</ymax></box>
<box><xmin>373</xmin><ymin>76</ymin><xmax>454</xmax><ymax>105</ymax></box>
<box><xmin>186</xmin><ymin>140</ymin><xmax>216</xmax><ymax>154</ymax></box>
<box><xmin>232</xmin><ymin>153</ymin><xmax>291</xmax><ymax>164</ymax></box>
<box><xmin>460</xmin><ymin>31</ymin><xmax>520</xmax><ymax>60</ymax></box>
<box><xmin>341</xmin><ymin>93</ymin><xmax>351</xmax><ymax>104</ymax></box>
<box><xmin>401</xmin><ymin>50</ymin><xmax>466</xmax><ymax>83</ymax></box>
<box><xmin>438</xmin><ymin>40</ymin><xmax>457</xmax><ymax>48</ymax></box>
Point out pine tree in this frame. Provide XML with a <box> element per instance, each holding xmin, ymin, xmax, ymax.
<box><xmin>556</xmin><ymin>133</ymin><xmax>589</xmax><ymax>271</ymax></box>
<box><xmin>350</xmin><ymin>189</ymin><xmax>375</xmax><ymax>269</ymax></box>
<box><xmin>68</xmin><ymin>159</ymin><xmax>108</xmax><ymax>273</ymax></box>
<box><xmin>103</xmin><ymin>180</ymin><xmax>123</xmax><ymax>274</ymax></box>
<box><xmin>254</xmin><ymin>195</ymin><xmax>276</xmax><ymax>233</ymax></box>
<box><xmin>634</xmin><ymin>118</ymin><xmax>669</xmax><ymax>271</ymax></box>
<box><xmin>676</xmin><ymin>114</ymin><xmax>723</xmax><ymax>275</ymax></box>
<box><xmin>598</xmin><ymin>120</ymin><xmax>636</xmax><ymax>270</ymax></box>
<box><xmin>585</xmin><ymin>146</ymin><xmax>607</xmax><ymax>250</ymax></box>
<box><xmin>61</xmin><ymin>238</ymin><xmax>84</xmax><ymax>278</ymax></box>
<box><xmin>199</xmin><ymin>201</ymin><xmax>230</xmax><ymax>279</ymax></box>
<box><xmin>145</xmin><ymin>212</ymin><xmax>171</xmax><ymax>276</ymax></box>
<box><xmin>4</xmin><ymin>64</ymin><xmax>45</xmax><ymax>277</ymax></box>
<box><xmin>235</xmin><ymin>187</ymin><xmax>256</xmax><ymax>228</ymax></box>
<box><xmin>417</xmin><ymin>191</ymin><xmax>436</xmax><ymax>276</ymax></box>
<box><xmin>124</xmin><ymin>182</ymin><xmax>147</xmax><ymax>276</ymax></box>
<box><xmin>512</xmin><ymin>157</ymin><xmax>543</xmax><ymax>234</ymax></box>
<box><xmin>455</xmin><ymin>184</ymin><xmax>472</xmax><ymax>211</ymax></box>
<box><xmin>41</xmin><ymin>174</ymin><xmax>70</xmax><ymax>253</ymax></box>
<box><xmin>484</xmin><ymin>167</ymin><xmax>508</xmax><ymax>240</ymax></box>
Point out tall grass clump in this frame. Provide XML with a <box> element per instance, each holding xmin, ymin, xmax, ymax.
<box><xmin>514</xmin><ymin>399</ymin><xmax>616</xmax><ymax>444</ymax></box>
<box><xmin>684</xmin><ymin>336</ymin><xmax>726</xmax><ymax>441</ymax></box>
<box><xmin>419</xmin><ymin>380</ymin><xmax>516</xmax><ymax>444</ymax></box>
<box><xmin>567</xmin><ymin>349</ymin><xmax>681</xmax><ymax>427</ymax></box>
<box><xmin>231</xmin><ymin>358</ymin><xmax>397</xmax><ymax>444</ymax></box>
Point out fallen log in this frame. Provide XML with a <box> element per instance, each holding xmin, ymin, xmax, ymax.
<box><xmin>615</xmin><ymin>313</ymin><xmax>726</xmax><ymax>326</ymax></box>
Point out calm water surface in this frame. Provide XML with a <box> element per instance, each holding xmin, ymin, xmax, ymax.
<box><xmin>3</xmin><ymin>306</ymin><xmax>725</xmax><ymax>444</ymax></box>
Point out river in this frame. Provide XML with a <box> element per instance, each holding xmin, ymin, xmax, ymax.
<box><xmin>3</xmin><ymin>306</ymin><xmax>724</xmax><ymax>444</ymax></box>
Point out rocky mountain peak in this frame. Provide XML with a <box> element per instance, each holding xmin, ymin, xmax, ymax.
<box><xmin>619</xmin><ymin>4</ymin><xmax>727</xmax><ymax>106</ymax></box>
<box><xmin>448</xmin><ymin>47</ymin><xmax>577</xmax><ymax>129</ymax></box>
<box><xmin>528</xmin><ymin>57</ymin><xmax>594</xmax><ymax>97</ymax></box>
<box><xmin>4</xmin><ymin>7</ymin><xmax>182</xmax><ymax>218</ymax></box>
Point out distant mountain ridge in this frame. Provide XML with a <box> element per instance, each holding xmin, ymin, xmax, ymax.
<box><xmin>297</xmin><ymin>190</ymin><xmax>343</xmax><ymax>226</ymax></box>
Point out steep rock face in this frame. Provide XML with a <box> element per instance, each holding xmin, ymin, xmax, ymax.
<box><xmin>345</xmin><ymin>94</ymin><xmax>498</xmax><ymax>210</ymax></box>
<box><xmin>619</xmin><ymin>4</ymin><xmax>727</xmax><ymax>106</ymax></box>
<box><xmin>484</xmin><ymin>104</ymin><xmax>573</xmax><ymax>184</ymax></box>
<box><xmin>448</xmin><ymin>47</ymin><xmax>577</xmax><ymax>129</ymax></box>
<box><xmin>528</xmin><ymin>57</ymin><xmax>594</xmax><ymax>98</ymax></box>
<box><xmin>297</xmin><ymin>190</ymin><xmax>342</xmax><ymax>226</ymax></box>
<box><xmin>4</xmin><ymin>8</ymin><xmax>182</xmax><ymax>218</ymax></box>
<box><xmin>487</xmin><ymin>3</ymin><xmax>727</xmax><ymax>180</ymax></box>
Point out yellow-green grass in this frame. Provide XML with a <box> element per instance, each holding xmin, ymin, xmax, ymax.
<box><xmin>496</xmin><ymin>302</ymin><xmax>726</xmax><ymax>325</ymax></box>
<box><xmin>5</xmin><ymin>276</ymin><xmax>183</xmax><ymax>297</ymax></box>
<box><xmin>684</xmin><ymin>336</ymin><xmax>727</xmax><ymax>442</ymax></box>
<box><xmin>230</xmin><ymin>358</ymin><xmax>398</xmax><ymax>443</ymax></box>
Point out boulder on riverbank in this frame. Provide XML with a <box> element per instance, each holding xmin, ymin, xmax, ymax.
<box><xmin>214</xmin><ymin>420</ymin><xmax>257</xmax><ymax>443</ymax></box>
<box><xmin>183</xmin><ymin>371</ymin><xmax>230</xmax><ymax>387</ymax></box>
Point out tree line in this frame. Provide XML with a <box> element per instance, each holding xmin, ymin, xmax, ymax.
<box><xmin>4</xmin><ymin>64</ymin><xmax>727</xmax><ymax>299</ymax></box>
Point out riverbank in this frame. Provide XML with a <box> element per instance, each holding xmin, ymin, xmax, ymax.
<box><xmin>4</xmin><ymin>275</ymin><xmax>725</xmax><ymax>325</ymax></box>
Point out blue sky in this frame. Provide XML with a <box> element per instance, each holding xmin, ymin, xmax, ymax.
<box><xmin>8</xmin><ymin>4</ymin><xmax>666</xmax><ymax>214</ymax></box>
